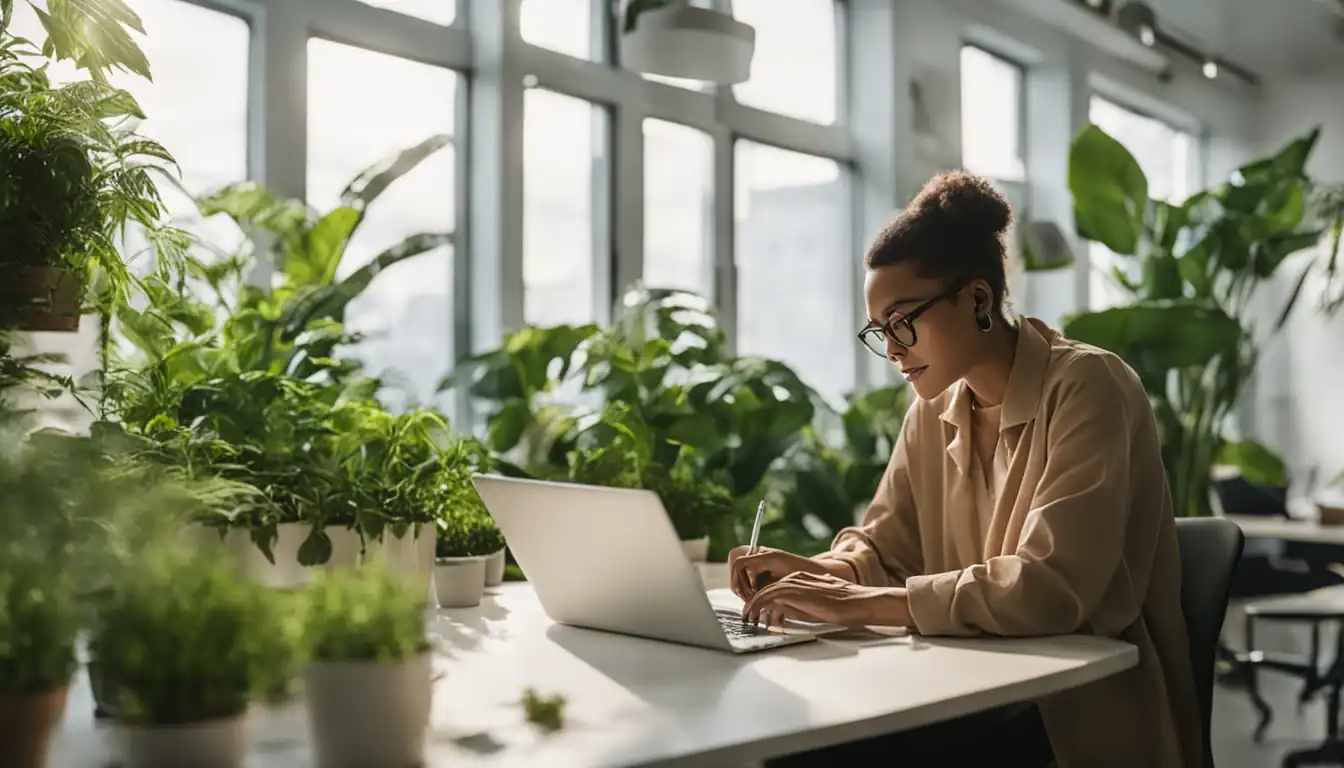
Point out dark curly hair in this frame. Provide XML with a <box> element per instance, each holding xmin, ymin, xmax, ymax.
<box><xmin>864</xmin><ymin>171</ymin><xmax>1014</xmax><ymax>313</ymax></box>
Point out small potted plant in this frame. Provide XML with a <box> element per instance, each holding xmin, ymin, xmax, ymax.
<box><xmin>302</xmin><ymin>563</ymin><xmax>433</xmax><ymax>768</ymax></box>
<box><xmin>434</xmin><ymin>508</ymin><xmax>506</xmax><ymax>608</ymax></box>
<box><xmin>0</xmin><ymin>547</ymin><xmax>80</xmax><ymax>768</ymax></box>
<box><xmin>646</xmin><ymin>449</ymin><xmax>734</xmax><ymax>563</ymax></box>
<box><xmin>89</xmin><ymin>548</ymin><xmax>288</xmax><ymax>768</ymax></box>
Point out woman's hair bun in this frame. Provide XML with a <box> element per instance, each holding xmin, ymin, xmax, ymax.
<box><xmin>915</xmin><ymin>171</ymin><xmax>1013</xmax><ymax>236</ymax></box>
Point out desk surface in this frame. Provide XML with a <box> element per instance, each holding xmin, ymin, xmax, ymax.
<box><xmin>1224</xmin><ymin>514</ymin><xmax>1344</xmax><ymax>546</ymax></box>
<box><xmin>52</xmin><ymin>584</ymin><xmax>1137</xmax><ymax>767</ymax></box>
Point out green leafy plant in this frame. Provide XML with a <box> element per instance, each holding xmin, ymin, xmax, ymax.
<box><xmin>303</xmin><ymin>563</ymin><xmax>429</xmax><ymax>662</ymax></box>
<box><xmin>90</xmin><ymin>547</ymin><xmax>289</xmax><ymax>726</ymax></box>
<box><xmin>1061</xmin><ymin>124</ymin><xmax>1334</xmax><ymax>515</ymax></box>
<box><xmin>451</xmin><ymin>286</ymin><xmax>818</xmax><ymax>555</ymax></box>
<box><xmin>521</xmin><ymin>688</ymin><xmax>566</xmax><ymax>732</ymax></box>
<box><xmin>0</xmin><ymin>8</ymin><xmax>190</xmax><ymax>324</ymax></box>
<box><xmin>436</xmin><ymin>508</ymin><xmax>505</xmax><ymax>559</ymax></box>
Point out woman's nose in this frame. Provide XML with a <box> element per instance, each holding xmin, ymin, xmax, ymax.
<box><xmin>885</xmin><ymin>338</ymin><xmax>903</xmax><ymax>363</ymax></box>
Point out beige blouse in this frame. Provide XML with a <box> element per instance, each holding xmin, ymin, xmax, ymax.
<box><xmin>821</xmin><ymin>317</ymin><xmax>1202</xmax><ymax>768</ymax></box>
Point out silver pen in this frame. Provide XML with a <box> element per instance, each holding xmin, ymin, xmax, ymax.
<box><xmin>747</xmin><ymin>499</ymin><xmax>766</xmax><ymax>555</ymax></box>
<box><xmin>742</xmin><ymin>500</ymin><xmax>766</xmax><ymax>625</ymax></box>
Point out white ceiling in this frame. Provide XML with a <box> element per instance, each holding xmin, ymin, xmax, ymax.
<box><xmin>1151</xmin><ymin>0</ymin><xmax>1342</xmax><ymax>78</ymax></box>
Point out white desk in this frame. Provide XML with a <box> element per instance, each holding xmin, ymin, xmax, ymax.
<box><xmin>52</xmin><ymin>584</ymin><xmax>1137</xmax><ymax>767</ymax></box>
<box><xmin>1223</xmin><ymin>515</ymin><xmax>1344</xmax><ymax>546</ymax></box>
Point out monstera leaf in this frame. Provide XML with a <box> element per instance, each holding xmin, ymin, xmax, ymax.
<box><xmin>1069</xmin><ymin>124</ymin><xmax>1148</xmax><ymax>256</ymax></box>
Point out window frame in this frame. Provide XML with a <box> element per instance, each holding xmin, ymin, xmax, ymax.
<box><xmin>143</xmin><ymin>0</ymin><xmax>855</xmax><ymax>425</ymax></box>
<box><xmin>959</xmin><ymin>42</ymin><xmax>1029</xmax><ymax>186</ymax></box>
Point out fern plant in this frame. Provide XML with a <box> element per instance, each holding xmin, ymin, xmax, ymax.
<box><xmin>0</xmin><ymin>3</ymin><xmax>189</xmax><ymax>325</ymax></box>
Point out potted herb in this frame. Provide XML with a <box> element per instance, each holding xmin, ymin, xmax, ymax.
<box><xmin>645</xmin><ymin>450</ymin><xmax>734</xmax><ymax>563</ymax></box>
<box><xmin>0</xmin><ymin>10</ymin><xmax>188</xmax><ymax>331</ymax></box>
<box><xmin>90</xmin><ymin>547</ymin><xmax>288</xmax><ymax>768</ymax></box>
<box><xmin>302</xmin><ymin>564</ymin><xmax>433</xmax><ymax>768</ymax></box>
<box><xmin>434</xmin><ymin>508</ymin><xmax>505</xmax><ymax>608</ymax></box>
<box><xmin>342</xmin><ymin>407</ymin><xmax>463</xmax><ymax>587</ymax></box>
<box><xmin>0</xmin><ymin>530</ymin><xmax>80</xmax><ymax>768</ymax></box>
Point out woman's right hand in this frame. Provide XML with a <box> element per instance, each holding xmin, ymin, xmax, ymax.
<box><xmin>728</xmin><ymin>546</ymin><xmax>844</xmax><ymax>600</ymax></box>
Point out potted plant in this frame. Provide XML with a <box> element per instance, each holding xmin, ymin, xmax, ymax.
<box><xmin>89</xmin><ymin>546</ymin><xmax>288</xmax><ymax>768</ymax></box>
<box><xmin>302</xmin><ymin>563</ymin><xmax>433</xmax><ymax>768</ymax></box>
<box><xmin>434</xmin><ymin>508</ymin><xmax>505</xmax><ymax>608</ymax></box>
<box><xmin>0</xmin><ymin>8</ymin><xmax>189</xmax><ymax>331</ymax></box>
<box><xmin>645</xmin><ymin>449</ymin><xmax>734</xmax><ymax>562</ymax></box>
<box><xmin>0</xmin><ymin>516</ymin><xmax>80</xmax><ymax>768</ymax></box>
<box><xmin>1059</xmin><ymin>124</ymin><xmax>1340</xmax><ymax>516</ymax></box>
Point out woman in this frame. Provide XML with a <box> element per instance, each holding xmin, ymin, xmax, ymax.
<box><xmin>730</xmin><ymin>172</ymin><xmax>1202</xmax><ymax>767</ymax></box>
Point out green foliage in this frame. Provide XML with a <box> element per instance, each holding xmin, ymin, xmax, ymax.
<box><xmin>89</xmin><ymin>547</ymin><xmax>291</xmax><ymax>726</ymax></box>
<box><xmin>521</xmin><ymin>688</ymin><xmax>566</xmax><ymax>732</ymax></box>
<box><xmin>1218</xmin><ymin>440</ymin><xmax>1288</xmax><ymax>487</ymax></box>
<box><xmin>303</xmin><ymin>564</ymin><xmax>429</xmax><ymax>663</ymax></box>
<box><xmin>1061</xmin><ymin>124</ymin><xmax>1333</xmax><ymax>515</ymax></box>
<box><xmin>2</xmin><ymin>0</ymin><xmax>156</xmax><ymax>80</ymax></box>
<box><xmin>435</xmin><ymin>507</ymin><xmax>504</xmax><ymax>559</ymax></box>
<box><xmin>0</xmin><ymin>17</ymin><xmax>188</xmax><ymax>314</ymax></box>
<box><xmin>452</xmin><ymin>286</ymin><xmax>820</xmax><ymax>551</ymax></box>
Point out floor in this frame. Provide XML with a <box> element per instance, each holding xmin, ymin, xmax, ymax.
<box><xmin>1215</xmin><ymin>602</ymin><xmax>1343</xmax><ymax>768</ymax></box>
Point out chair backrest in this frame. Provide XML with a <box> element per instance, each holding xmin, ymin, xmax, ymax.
<box><xmin>1175</xmin><ymin>517</ymin><xmax>1245</xmax><ymax>768</ymax></box>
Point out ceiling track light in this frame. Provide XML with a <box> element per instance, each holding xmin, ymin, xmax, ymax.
<box><xmin>1109</xmin><ymin>1</ymin><xmax>1261</xmax><ymax>87</ymax></box>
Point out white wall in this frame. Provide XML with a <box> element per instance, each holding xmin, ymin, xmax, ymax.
<box><xmin>852</xmin><ymin>0</ymin><xmax>1260</xmax><ymax>393</ymax></box>
<box><xmin>1248</xmin><ymin>68</ymin><xmax>1344</xmax><ymax>494</ymax></box>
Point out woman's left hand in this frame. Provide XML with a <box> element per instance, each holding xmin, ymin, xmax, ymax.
<box><xmin>742</xmin><ymin>572</ymin><xmax>913</xmax><ymax>629</ymax></box>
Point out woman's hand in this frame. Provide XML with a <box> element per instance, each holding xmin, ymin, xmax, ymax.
<box><xmin>743</xmin><ymin>572</ymin><xmax>913</xmax><ymax>629</ymax></box>
<box><xmin>728</xmin><ymin>546</ymin><xmax>849</xmax><ymax>600</ymax></box>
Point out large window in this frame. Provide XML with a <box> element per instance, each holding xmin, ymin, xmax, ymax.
<box><xmin>735</xmin><ymin>142</ymin><xmax>852</xmax><ymax>399</ymax></box>
<box><xmin>521</xmin><ymin>0</ymin><xmax>593</xmax><ymax>59</ymax></box>
<box><xmin>307</xmin><ymin>40</ymin><xmax>458</xmax><ymax>411</ymax></box>
<box><xmin>1087</xmin><ymin>96</ymin><xmax>1199</xmax><ymax>310</ymax></box>
<box><xmin>960</xmin><ymin>46</ymin><xmax>1026</xmax><ymax>182</ymax></box>
<box><xmin>643</xmin><ymin>119</ymin><xmax>714</xmax><ymax>295</ymax></box>
<box><xmin>523</xmin><ymin>89</ymin><xmax>606</xmax><ymax>326</ymax></box>
<box><xmin>731</xmin><ymin>0</ymin><xmax>838</xmax><ymax>125</ymax></box>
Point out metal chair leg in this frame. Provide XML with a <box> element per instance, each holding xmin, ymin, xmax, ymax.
<box><xmin>1246</xmin><ymin>616</ymin><xmax>1275</xmax><ymax>741</ymax></box>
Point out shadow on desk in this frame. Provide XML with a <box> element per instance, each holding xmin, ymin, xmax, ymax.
<box><xmin>430</xmin><ymin>596</ymin><xmax>513</xmax><ymax>657</ymax></box>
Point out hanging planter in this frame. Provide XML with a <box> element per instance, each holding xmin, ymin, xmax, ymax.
<box><xmin>0</xmin><ymin>267</ymin><xmax>82</xmax><ymax>332</ymax></box>
<box><xmin>620</xmin><ymin>0</ymin><xmax>755</xmax><ymax>85</ymax></box>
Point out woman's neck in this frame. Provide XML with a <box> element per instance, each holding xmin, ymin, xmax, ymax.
<box><xmin>963</xmin><ymin>314</ymin><xmax>1019</xmax><ymax>408</ymax></box>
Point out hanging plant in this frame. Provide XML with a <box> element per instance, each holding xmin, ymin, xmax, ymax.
<box><xmin>0</xmin><ymin>0</ymin><xmax>189</xmax><ymax>331</ymax></box>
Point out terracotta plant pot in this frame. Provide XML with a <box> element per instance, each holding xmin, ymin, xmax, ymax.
<box><xmin>1319</xmin><ymin>503</ymin><xmax>1344</xmax><ymax>527</ymax></box>
<box><xmin>0</xmin><ymin>684</ymin><xmax>70</xmax><ymax>768</ymax></box>
<box><xmin>304</xmin><ymin>653</ymin><xmax>432</xmax><ymax>768</ymax></box>
<box><xmin>0</xmin><ymin>267</ymin><xmax>81</xmax><ymax>332</ymax></box>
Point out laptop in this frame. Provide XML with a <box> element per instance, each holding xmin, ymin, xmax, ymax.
<box><xmin>471</xmin><ymin>474</ymin><xmax>844</xmax><ymax>653</ymax></box>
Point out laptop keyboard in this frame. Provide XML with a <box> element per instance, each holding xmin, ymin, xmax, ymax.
<box><xmin>715</xmin><ymin>609</ymin><xmax>776</xmax><ymax>639</ymax></box>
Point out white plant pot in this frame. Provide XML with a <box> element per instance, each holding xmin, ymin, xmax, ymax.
<box><xmin>484</xmin><ymin>548</ymin><xmax>506</xmax><ymax>587</ymax></box>
<box><xmin>121</xmin><ymin>713</ymin><xmax>247</xmax><ymax>768</ymax></box>
<box><xmin>367</xmin><ymin>525</ymin><xmax>436</xmax><ymax>584</ymax></box>
<box><xmin>680</xmin><ymin>536</ymin><xmax>710</xmax><ymax>563</ymax></box>
<box><xmin>229</xmin><ymin>524</ymin><xmax>361</xmax><ymax>588</ymax></box>
<box><xmin>433</xmin><ymin>557</ymin><xmax>486</xmax><ymax>608</ymax></box>
<box><xmin>304</xmin><ymin>653</ymin><xmax>432</xmax><ymax>768</ymax></box>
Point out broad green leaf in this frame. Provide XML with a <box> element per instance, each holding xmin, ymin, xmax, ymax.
<box><xmin>340</xmin><ymin>134</ymin><xmax>452</xmax><ymax>216</ymax></box>
<box><xmin>1069</xmin><ymin>124</ymin><xmax>1148</xmax><ymax>255</ymax></box>
<box><xmin>284</xmin><ymin>207</ymin><xmax>360</xmax><ymax>287</ymax></box>
<box><xmin>1217</xmin><ymin>440</ymin><xmax>1287</xmax><ymax>486</ymax></box>
<box><xmin>486</xmin><ymin>401</ymin><xmax>532</xmax><ymax>453</ymax></box>
<box><xmin>1062</xmin><ymin>300</ymin><xmax>1243</xmax><ymax>377</ymax></box>
<box><xmin>297</xmin><ymin>528</ymin><xmax>333</xmax><ymax>566</ymax></box>
<box><xmin>278</xmin><ymin>231</ymin><xmax>451</xmax><ymax>341</ymax></box>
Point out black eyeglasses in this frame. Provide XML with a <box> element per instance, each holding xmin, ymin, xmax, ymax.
<box><xmin>857</xmin><ymin>278</ymin><xmax>968</xmax><ymax>357</ymax></box>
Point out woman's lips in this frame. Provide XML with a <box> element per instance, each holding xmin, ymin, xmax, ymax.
<box><xmin>902</xmin><ymin>366</ymin><xmax>927</xmax><ymax>382</ymax></box>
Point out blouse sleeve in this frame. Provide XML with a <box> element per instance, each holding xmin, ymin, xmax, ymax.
<box><xmin>818</xmin><ymin>415</ymin><xmax>925</xmax><ymax>587</ymax></box>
